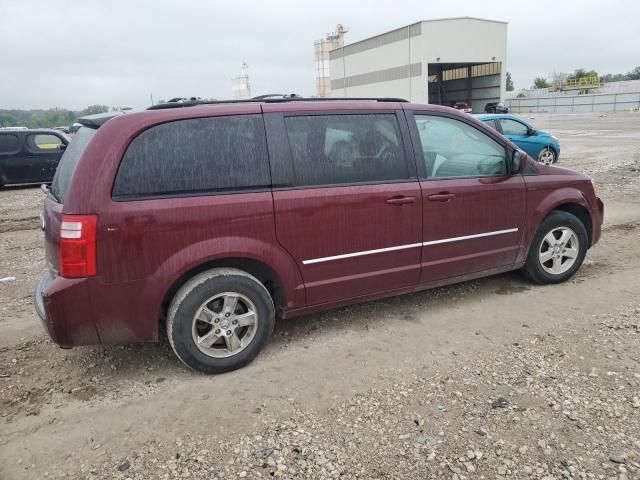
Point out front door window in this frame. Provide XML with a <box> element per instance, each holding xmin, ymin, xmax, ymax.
<box><xmin>414</xmin><ymin>115</ymin><xmax>506</xmax><ymax>178</ymax></box>
<box><xmin>499</xmin><ymin>119</ymin><xmax>529</xmax><ymax>136</ymax></box>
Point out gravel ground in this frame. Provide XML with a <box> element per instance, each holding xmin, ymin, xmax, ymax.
<box><xmin>20</xmin><ymin>305</ymin><xmax>637</xmax><ymax>480</ymax></box>
<box><xmin>1</xmin><ymin>112</ymin><xmax>639</xmax><ymax>479</ymax></box>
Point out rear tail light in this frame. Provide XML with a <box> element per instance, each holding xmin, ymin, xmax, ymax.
<box><xmin>60</xmin><ymin>215</ymin><xmax>97</xmax><ymax>278</ymax></box>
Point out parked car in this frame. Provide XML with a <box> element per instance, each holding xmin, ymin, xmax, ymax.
<box><xmin>452</xmin><ymin>102</ymin><xmax>472</xmax><ymax>113</ymax></box>
<box><xmin>484</xmin><ymin>102</ymin><xmax>509</xmax><ymax>113</ymax></box>
<box><xmin>476</xmin><ymin>114</ymin><xmax>560</xmax><ymax>164</ymax></box>
<box><xmin>0</xmin><ymin>128</ymin><xmax>69</xmax><ymax>187</ymax></box>
<box><xmin>35</xmin><ymin>99</ymin><xmax>603</xmax><ymax>374</ymax></box>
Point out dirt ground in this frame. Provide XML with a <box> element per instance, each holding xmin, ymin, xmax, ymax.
<box><xmin>1</xmin><ymin>112</ymin><xmax>639</xmax><ymax>480</ymax></box>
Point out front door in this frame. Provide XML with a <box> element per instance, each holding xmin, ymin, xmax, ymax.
<box><xmin>406</xmin><ymin>111</ymin><xmax>526</xmax><ymax>284</ymax></box>
<box><xmin>497</xmin><ymin>117</ymin><xmax>539</xmax><ymax>158</ymax></box>
<box><xmin>266</xmin><ymin>110</ymin><xmax>422</xmax><ymax>306</ymax></box>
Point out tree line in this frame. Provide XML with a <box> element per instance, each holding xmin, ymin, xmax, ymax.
<box><xmin>0</xmin><ymin>105</ymin><xmax>111</xmax><ymax>129</ymax></box>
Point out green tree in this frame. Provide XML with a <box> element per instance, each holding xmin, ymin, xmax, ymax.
<box><xmin>0</xmin><ymin>111</ymin><xmax>18</xmax><ymax>127</ymax></box>
<box><xmin>628</xmin><ymin>66</ymin><xmax>640</xmax><ymax>80</ymax></box>
<box><xmin>569</xmin><ymin>68</ymin><xmax>586</xmax><ymax>80</ymax></box>
<box><xmin>81</xmin><ymin>105</ymin><xmax>110</xmax><ymax>116</ymax></box>
<box><xmin>568</xmin><ymin>68</ymin><xmax>598</xmax><ymax>81</ymax></box>
<box><xmin>0</xmin><ymin>108</ymin><xmax>76</xmax><ymax>128</ymax></box>
<box><xmin>533</xmin><ymin>77</ymin><xmax>550</xmax><ymax>89</ymax></box>
<box><xmin>506</xmin><ymin>72</ymin><xmax>514</xmax><ymax>91</ymax></box>
<box><xmin>26</xmin><ymin>108</ymin><xmax>75</xmax><ymax>128</ymax></box>
<box><xmin>601</xmin><ymin>66</ymin><xmax>640</xmax><ymax>82</ymax></box>
<box><xmin>601</xmin><ymin>73</ymin><xmax>626</xmax><ymax>83</ymax></box>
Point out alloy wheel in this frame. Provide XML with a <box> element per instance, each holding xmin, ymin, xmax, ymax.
<box><xmin>538</xmin><ymin>226</ymin><xmax>579</xmax><ymax>275</ymax></box>
<box><xmin>191</xmin><ymin>292</ymin><xmax>258</xmax><ymax>358</ymax></box>
<box><xmin>538</xmin><ymin>149</ymin><xmax>555</xmax><ymax>165</ymax></box>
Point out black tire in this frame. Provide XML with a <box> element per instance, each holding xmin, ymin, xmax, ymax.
<box><xmin>523</xmin><ymin>211</ymin><xmax>588</xmax><ymax>284</ymax></box>
<box><xmin>167</xmin><ymin>268</ymin><xmax>275</xmax><ymax>374</ymax></box>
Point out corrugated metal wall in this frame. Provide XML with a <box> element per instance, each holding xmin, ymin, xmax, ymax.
<box><xmin>507</xmin><ymin>92</ymin><xmax>640</xmax><ymax>113</ymax></box>
<box><xmin>329</xmin><ymin>23</ymin><xmax>421</xmax><ymax>60</ymax></box>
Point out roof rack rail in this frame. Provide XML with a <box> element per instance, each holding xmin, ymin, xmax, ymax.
<box><xmin>147</xmin><ymin>96</ymin><xmax>408</xmax><ymax>110</ymax></box>
<box><xmin>251</xmin><ymin>93</ymin><xmax>303</xmax><ymax>100</ymax></box>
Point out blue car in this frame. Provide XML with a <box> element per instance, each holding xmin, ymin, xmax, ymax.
<box><xmin>475</xmin><ymin>114</ymin><xmax>560</xmax><ymax>164</ymax></box>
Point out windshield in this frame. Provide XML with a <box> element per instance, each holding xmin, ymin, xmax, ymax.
<box><xmin>50</xmin><ymin>127</ymin><xmax>96</xmax><ymax>202</ymax></box>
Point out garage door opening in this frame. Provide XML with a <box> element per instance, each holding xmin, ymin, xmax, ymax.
<box><xmin>428</xmin><ymin>62</ymin><xmax>502</xmax><ymax>113</ymax></box>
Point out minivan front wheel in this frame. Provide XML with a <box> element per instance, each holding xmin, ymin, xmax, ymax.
<box><xmin>523</xmin><ymin>211</ymin><xmax>588</xmax><ymax>284</ymax></box>
<box><xmin>167</xmin><ymin>268</ymin><xmax>275</xmax><ymax>374</ymax></box>
<box><xmin>538</xmin><ymin>148</ymin><xmax>556</xmax><ymax>165</ymax></box>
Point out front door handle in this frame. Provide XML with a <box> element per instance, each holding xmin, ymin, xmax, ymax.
<box><xmin>427</xmin><ymin>192</ymin><xmax>456</xmax><ymax>202</ymax></box>
<box><xmin>386</xmin><ymin>195</ymin><xmax>416</xmax><ymax>205</ymax></box>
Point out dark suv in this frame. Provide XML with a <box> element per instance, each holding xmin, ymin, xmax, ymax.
<box><xmin>0</xmin><ymin>128</ymin><xmax>69</xmax><ymax>187</ymax></box>
<box><xmin>485</xmin><ymin>102</ymin><xmax>509</xmax><ymax>114</ymax></box>
<box><xmin>35</xmin><ymin>98</ymin><xmax>604</xmax><ymax>373</ymax></box>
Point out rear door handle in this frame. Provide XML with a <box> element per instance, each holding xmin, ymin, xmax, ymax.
<box><xmin>386</xmin><ymin>195</ymin><xmax>416</xmax><ymax>205</ymax></box>
<box><xmin>427</xmin><ymin>192</ymin><xmax>456</xmax><ymax>202</ymax></box>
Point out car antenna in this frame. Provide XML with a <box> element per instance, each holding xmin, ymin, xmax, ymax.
<box><xmin>547</xmin><ymin>73</ymin><xmax>555</xmax><ymax>158</ymax></box>
<box><xmin>547</xmin><ymin>92</ymin><xmax>554</xmax><ymax>160</ymax></box>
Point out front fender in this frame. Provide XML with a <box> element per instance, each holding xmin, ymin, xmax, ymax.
<box><xmin>519</xmin><ymin>185</ymin><xmax>591</xmax><ymax>263</ymax></box>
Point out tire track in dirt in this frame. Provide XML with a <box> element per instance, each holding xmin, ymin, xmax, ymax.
<box><xmin>0</xmin><ymin>217</ymin><xmax>40</xmax><ymax>233</ymax></box>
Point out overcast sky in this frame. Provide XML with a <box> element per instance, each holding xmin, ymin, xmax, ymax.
<box><xmin>1</xmin><ymin>0</ymin><xmax>638</xmax><ymax>110</ymax></box>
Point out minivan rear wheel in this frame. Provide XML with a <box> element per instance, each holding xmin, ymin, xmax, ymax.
<box><xmin>167</xmin><ymin>268</ymin><xmax>275</xmax><ymax>374</ymax></box>
<box><xmin>523</xmin><ymin>211</ymin><xmax>588</xmax><ymax>284</ymax></box>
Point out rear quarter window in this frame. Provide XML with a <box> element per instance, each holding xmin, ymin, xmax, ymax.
<box><xmin>0</xmin><ymin>133</ymin><xmax>20</xmax><ymax>154</ymax></box>
<box><xmin>51</xmin><ymin>127</ymin><xmax>97</xmax><ymax>202</ymax></box>
<box><xmin>113</xmin><ymin>115</ymin><xmax>269</xmax><ymax>199</ymax></box>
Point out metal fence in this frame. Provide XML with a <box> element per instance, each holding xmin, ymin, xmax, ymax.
<box><xmin>506</xmin><ymin>91</ymin><xmax>640</xmax><ymax>113</ymax></box>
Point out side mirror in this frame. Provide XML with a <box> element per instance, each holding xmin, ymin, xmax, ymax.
<box><xmin>511</xmin><ymin>149</ymin><xmax>523</xmax><ymax>173</ymax></box>
<box><xmin>528</xmin><ymin>128</ymin><xmax>537</xmax><ymax>136</ymax></box>
<box><xmin>59</xmin><ymin>143</ymin><xmax>67</xmax><ymax>151</ymax></box>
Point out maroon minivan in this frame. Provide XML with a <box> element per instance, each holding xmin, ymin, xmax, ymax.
<box><xmin>35</xmin><ymin>98</ymin><xmax>604</xmax><ymax>373</ymax></box>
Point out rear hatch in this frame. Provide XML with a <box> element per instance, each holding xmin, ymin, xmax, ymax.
<box><xmin>42</xmin><ymin>112</ymin><xmax>121</xmax><ymax>274</ymax></box>
<box><xmin>43</xmin><ymin>126</ymin><xmax>97</xmax><ymax>274</ymax></box>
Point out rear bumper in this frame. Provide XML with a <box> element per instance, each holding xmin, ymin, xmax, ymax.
<box><xmin>592</xmin><ymin>197</ymin><xmax>604</xmax><ymax>245</ymax></box>
<box><xmin>34</xmin><ymin>270</ymin><xmax>101</xmax><ymax>347</ymax></box>
<box><xmin>34</xmin><ymin>272</ymin><xmax>49</xmax><ymax>326</ymax></box>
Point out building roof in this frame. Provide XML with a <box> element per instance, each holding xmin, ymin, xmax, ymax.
<box><xmin>420</xmin><ymin>16</ymin><xmax>508</xmax><ymax>25</ymax></box>
<box><xmin>330</xmin><ymin>17</ymin><xmax>507</xmax><ymax>56</ymax></box>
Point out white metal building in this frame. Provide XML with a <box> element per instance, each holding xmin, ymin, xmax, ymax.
<box><xmin>329</xmin><ymin>17</ymin><xmax>508</xmax><ymax>112</ymax></box>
